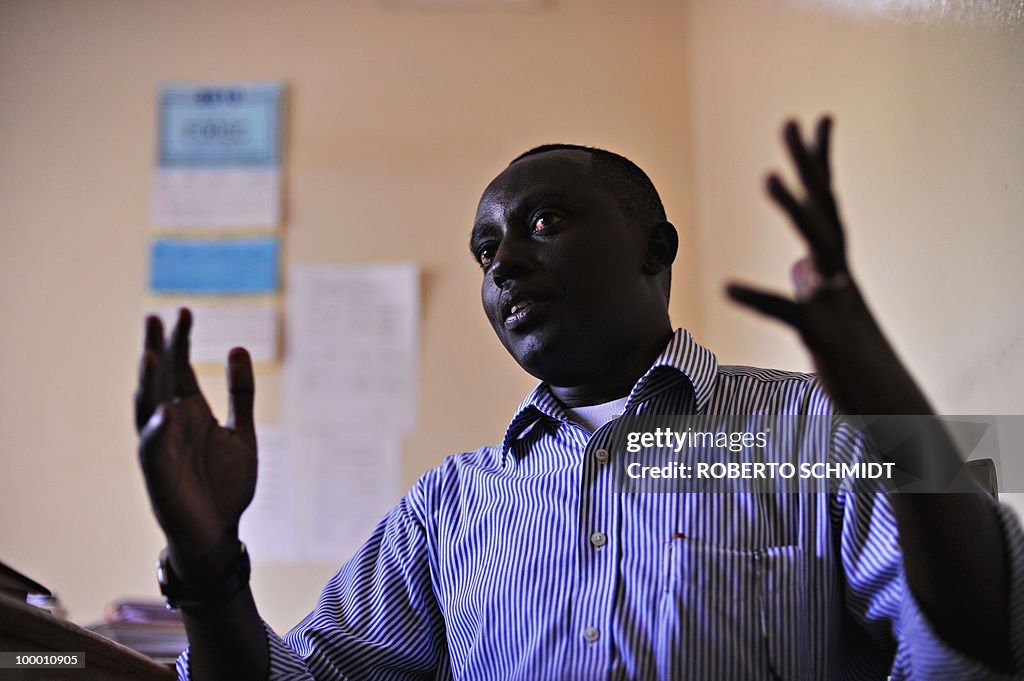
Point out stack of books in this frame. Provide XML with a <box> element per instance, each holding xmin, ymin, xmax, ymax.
<box><xmin>88</xmin><ymin>599</ymin><xmax>187</xmax><ymax>664</ymax></box>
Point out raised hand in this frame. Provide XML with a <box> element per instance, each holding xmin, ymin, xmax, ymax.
<box><xmin>134</xmin><ymin>308</ymin><xmax>258</xmax><ymax>580</ymax></box>
<box><xmin>727</xmin><ymin>118</ymin><xmax>1014</xmax><ymax>671</ymax></box>
<box><xmin>726</xmin><ymin>117</ymin><xmax>932</xmax><ymax>417</ymax></box>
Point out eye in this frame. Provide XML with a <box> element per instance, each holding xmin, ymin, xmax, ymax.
<box><xmin>475</xmin><ymin>241</ymin><xmax>497</xmax><ymax>270</ymax></box>
<box><xmin>531</xmin><ymin>212</ymin><xmax>563</xmax><ymax>233</ymax></box>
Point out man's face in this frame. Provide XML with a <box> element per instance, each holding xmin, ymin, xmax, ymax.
<box><xmin>471</xmin><ymin>149</ymin><xmax>661</xmax><ymax>387</ymax></box>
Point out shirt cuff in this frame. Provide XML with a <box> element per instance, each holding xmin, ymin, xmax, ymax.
<box><xmin>893</xmin><ymin>502</ymin><xmax>1024</xmax><ymax>680</ymax></box>
<box><xmin>175</xmin><ymin>620</ymin><xmax>315</xmax><ymax>681</ymax></box>
<box><xmin>266</xmin><ymin>619</ymin><xmax>317</xmax><ymax>680</ymax></box>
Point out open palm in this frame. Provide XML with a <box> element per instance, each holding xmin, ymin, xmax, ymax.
<box><xmin>134</xmin><ymin>309</ymin><xmax>257</xmax><ymax>578</ymax></box>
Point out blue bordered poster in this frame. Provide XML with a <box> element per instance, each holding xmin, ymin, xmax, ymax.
<box><xmin>157</xmin><ymin>83</ymin><xmax>282</xmax><ymax>168</ymax></box>
<box><xmin>150</xmin><ymin>81</ymin><xmax>284</xmax><ymax>227</ymax></box>
<box><xmin>149</xmin><ymin>237</ymin><xmax>279</xmax><ymax>294</ymax></box>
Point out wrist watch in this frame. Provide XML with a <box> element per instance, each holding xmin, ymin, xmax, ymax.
<box><xmin>157</xmin><ymin>542</ymin><xmax>250</xmax><ymax>610</ymax></box>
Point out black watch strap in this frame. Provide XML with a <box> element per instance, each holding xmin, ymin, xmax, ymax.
<box><xmin>157</xmin><ymin>542</ymin><xmax>250</xmax><ymax>610</ymax></box>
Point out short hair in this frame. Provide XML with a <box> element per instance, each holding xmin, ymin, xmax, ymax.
<box><xmin>509</xmin><ymin>144</ymin><xmax>672</xmax><ymax>300</ymax></box>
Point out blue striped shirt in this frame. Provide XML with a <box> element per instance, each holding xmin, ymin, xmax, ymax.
<box><xmin>178</xmin><ymin>329</ymin><xmax>1024</xmax><ymax>680</ymax></box>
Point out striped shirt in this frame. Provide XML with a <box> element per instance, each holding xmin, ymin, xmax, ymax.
<box><xmin>178</xmin><ymin>328</ymin><xmax>1024</xmax><ymax>680</ymax></box>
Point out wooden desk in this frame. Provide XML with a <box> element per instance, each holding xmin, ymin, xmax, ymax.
<box><xmin>0</xmin><ymin>595</ymin><xmax>174</xmax><ymax>680</ymax></box>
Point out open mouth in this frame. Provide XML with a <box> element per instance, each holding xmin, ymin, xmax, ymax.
<box><xmin>503</xmin><ymin>295</ymin><xmax>548</xmax><ymax>329</ymax></box>
<box><xmin>509</xmin><ymin>300</ymin><xmax>532</xmax><ymax>316</ymax></box>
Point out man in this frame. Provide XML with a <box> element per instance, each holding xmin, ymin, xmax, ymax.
<box><xmin>135</xmin><ymin>118</ymin><xmax>1022</xmax><ymax>679</ymax></box>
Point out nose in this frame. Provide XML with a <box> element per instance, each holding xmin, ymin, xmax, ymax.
<box><xmin>490</xmin><ymin>233</ymin><xmax>534</xmax><ymax>288</ymax></box>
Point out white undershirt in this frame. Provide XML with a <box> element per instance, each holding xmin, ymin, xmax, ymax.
<box><xmin>562</xmin><ymin>396</ymin><xmax>630</xmax><ymax>434</ymax></box>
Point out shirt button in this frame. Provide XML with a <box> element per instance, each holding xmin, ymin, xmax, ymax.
<box><xmin>583</xmin><ymin>627</ymin><xmax>600</xmax><ymax>642</ymax></box>
<box><xmin>594</xmin><ymin>448</ymin><xmax>609</xmax><ymax>464</ymax></box>
<box><xmin>590</xmin><ymin>531</ymin><xmax>607</xmax><ymax>548</ymax></box>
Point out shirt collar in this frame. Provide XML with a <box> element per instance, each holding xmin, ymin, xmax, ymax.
<box><xmin>498</xmin><ymin>328</ymin><xmax>719</xmax><ymax>463</ymax></box>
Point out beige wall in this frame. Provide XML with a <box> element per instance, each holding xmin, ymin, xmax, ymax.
<box><xmin>680</xmin><ymin>0</ymin><xmax>1024</xmax><ymax>520</ymax></box>
<box><xmin>682</xmin><ymin>1</ymin><xmax>1024</xmax><ymax>405</ymax></box>
<box><xmin>0</xmin><ymin>0</ymin><xmax>694</xmax><ymax>630</ymax></box>
<box><xmin>0</xmin><ymin>0</ymin><xmax>1021</xmax><ymax>635</ymax></box>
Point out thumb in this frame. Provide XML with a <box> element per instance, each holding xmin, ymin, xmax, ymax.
<box><xmin>138</xmin><ymin>403</ymin><xmax>183</xmax><ymax>479</ymax></box>
<box><xmin>726</xmin><ymin>282</ymin><xmax>801</xmax><ymax>328</ymax></box>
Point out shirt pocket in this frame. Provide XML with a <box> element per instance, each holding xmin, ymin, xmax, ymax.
<box><xmin>656</xmin><ymin>536</ymin><xmax>809</xmax><ymax>680</ymax></box>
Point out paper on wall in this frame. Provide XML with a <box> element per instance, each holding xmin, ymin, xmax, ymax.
<box><xmin>285</xmin><ymin>263</ymin><xmax>419</xmax><ymax>432</ymax></box>
<box><xmin>150</xmin><ymin>81</ymin><xmax>284</xmax><ymax>228</ymax></box>
<box><xmin>151</xmin><ymin>169</ymin><xmax>281</xmax><ymax>228</ymax></box>
<box><xmin>300</xmin><ymin>431</ymin><xmax>403</xmax><ymax>562</ymax></box>
<box><xmin>239</xmin><ymin>427</ymin><xmax>299</xmax><ymax>562</ymax></box>
<box><xmin>146</xmin><ymin>302</ymin><xmax>279</xmax><ymax>363</ymax></box>
<box><xmin>240</xmin><ymin>428</ymin><xmax>403</xmax><ymax>563</ymax></box>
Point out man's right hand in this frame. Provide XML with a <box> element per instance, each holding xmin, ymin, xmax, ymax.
<box><xmin>134</xmin><ymin>308</ymin><xmax>258</xmax><ymax>582</ymax></box>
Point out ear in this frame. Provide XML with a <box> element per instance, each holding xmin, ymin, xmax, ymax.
<box><xmin>642</xmin><ymin>221</ymin><xmax>678</xmax><ymax>276</ymax></box>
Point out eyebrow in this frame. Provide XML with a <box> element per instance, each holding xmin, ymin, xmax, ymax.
<box><xmin>469</xmin><ymin>189</ymin><xmax>571</xmax><ymax>250</ymax></box>
<box><xmin>468</xmin><ymin>223</ymin><xmax>499</xmax><ymax>254</ymax></box>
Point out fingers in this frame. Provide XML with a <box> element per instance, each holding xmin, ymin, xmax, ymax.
<box><xmin>167</xmin><ymin>308</ymin><xmax>201</xmax><ymax>399</ymax></box>
<box><xmin>768</xmin><ymin>115</ymin><xmax>846</xmax><ymax>277</ymax></box>
<box><xmin>783</xmin><ymin>120</ymin><xmax>829</xmax><ymax>204</ymax></box>
<box><xmin>168</xmin><ymin>307</ymin><xmax>191</xmax><ymax>375</ymax></box>
<box><xmin>726</xmin><ymin>283</ymin><xmax>801</xmax><ymax>328</ymax></box>
<box><xmin>782</xmin><ymin>116</ymin><xmax>841</xmax><ymax>225</ymax></box>
<box><xmin>815</xmin><ymin>116</ymin><xmax>832</xmax><ymax>186</ymax></box>
<box><xmin>766</xmin><ymin>174</ymin><xmax>839</xmax><ymax>268</ymax></box>
<box><xmin>136</xmin><ymin>309</ymin><xmax>204</xmax><ymax>433</ymax></box>
<box><xmin>145</xmin><ymin>315</ymin><xmax>165</xmax><ymax>355</ymax></box>
<box><xmin>135</xmin><ymin>315</ymin><xmax>165</xmax><ymax>432</ymax></box>
<box><xmin>135</xmin><ymin>350</ymin><xmax>159</xmax><ymax>432</ymax></box>
<box><xmin>225</xmin><ymin>347</ymin><xmax>256</xmax><ymax>450</ymax></box>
